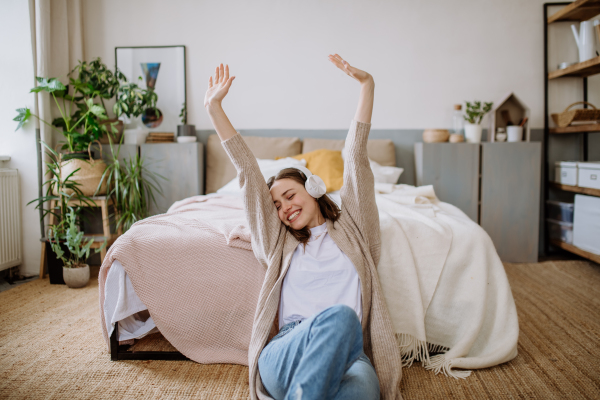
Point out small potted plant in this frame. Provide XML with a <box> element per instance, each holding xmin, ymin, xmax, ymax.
<box><xmin>48</xmin><ymin>207</ymin><xmax>105</xmax><ymax>288</ymax></box>
<box><xmin>463</xmin><ymin>101</ymin><xmax>493</xmax><ymax>143</ymax></box>
<box><xmin>177</xmin><ymin>102</ymin><xmax>196</xmax><ymax>140</ymax></box>
<box><xmin>113</xmin><ymin>78</ymin><xmax>160</xmax><ymax>145</ymax></box>
<box><xmin>26</xmin><ymin>142</ymin><xmax>96</xmax><ymax>284</ymax></box>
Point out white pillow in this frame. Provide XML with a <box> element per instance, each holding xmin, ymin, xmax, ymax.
<box><xmin>216</xmin><ymin>157</ymin><xmax>307</xmax><ymax>195</ymax></box>
<box><xmin>341</xmin><ymin>147</ymin><xmax>403</xmax><ymax>184</ymax></box>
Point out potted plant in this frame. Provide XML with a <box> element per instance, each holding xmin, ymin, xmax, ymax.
<box><xmin>67</xmin><ymin>58</ymin><xmax>127</xmax><ymax>144</ymax></box>
<box><xmin>113</xmin><ymin>78</ymin><xmax>160</xmax><ymax>145</ymax></box>
<box><xmin>177</xmin><ymin>102</ymin><xmax>196</xmax><ymax>138</ymax></box>
<box><xmin>99</xmin><ymin>140</ymin><xmax>165</xmax><ymax>232</ymax></box>
<box><xmin>48</xmin><ymin>207</ymin><xmax>106</xmax><ymax>288</ymax></box>
<box><xmin>26</xmin><ymin>142</ymin><xmax>96</xmax><ymax>284</ymax></box>
<box><xmin>463</xmin><ymin>101</ymin><xmax>493</xmax><ymax>143</ymax></box>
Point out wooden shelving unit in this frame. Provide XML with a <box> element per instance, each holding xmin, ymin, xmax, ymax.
<box><xmin>550</xmin><ymin>240</ymin><xmax>600</xmax><ymax>263</ymax></box>
<box><xmin>544</xmin><ymin>1</ymin><xmax>600</xmax><ymax>263</ymax></box>
<box><xmin>550</xmin><ymin>181</ymin><xmax>600</xmax><ymax>196</ymax></box>
<box><xmin>547</xmin><ymin>0</ymin><xmax>600</xmax><ymax>23</ymax></box>
<box><xmin>548</xmin><ymin>56</ymin><xmax>600</xmax><ymax>79</ymax></box>
<box><xmin>550</xmin><ymin>123</ymin><xmax>600</xmax><ymax>133</ymax></box>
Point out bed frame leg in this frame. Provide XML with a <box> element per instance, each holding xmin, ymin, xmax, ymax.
<box><xmin>110</xmin><ymin>321</ymin><xmax>119</xmax><ymax>361</ymax></box>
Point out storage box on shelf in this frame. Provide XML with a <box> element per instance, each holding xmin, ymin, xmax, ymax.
<box><xmin>578</xmin><ymin>162</ymin><xmax>600</xmax><ymax>189</ymax></box>
<box><xmin>555</xmin><ymin>161</ymin><xmax>579</xmax><ymax>185</ymax></box>
<box><xmin>547</xmin><ymin>219</ymin><xmax>574</xmax><ymax>244</ymax></box>
<box><xmin>573</xmin><ymin>194</ymin><xmax>600</xmax><ymax>255</ymax></box>
<box><xmin>546</xmin><ymin>200</ymin><xmax>574</xmax><ymax>222</ymax></box>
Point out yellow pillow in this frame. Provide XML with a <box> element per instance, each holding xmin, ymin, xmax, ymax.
<box><xmin>290</xmin><ymin>149</ymin><xmax>344</xmax><ymax>192</ymax></box>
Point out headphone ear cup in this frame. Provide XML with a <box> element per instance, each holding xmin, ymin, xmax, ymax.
<box><xmin>305</xmin><ymin>175</ymin><xmax>326</xmax><ymax>198</ymax></box>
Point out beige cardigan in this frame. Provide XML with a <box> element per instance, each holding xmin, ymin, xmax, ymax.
<box><xmin>222</xmin><ymin>120</ymin><xmax>403</xmax><ymax>400</ymax></box>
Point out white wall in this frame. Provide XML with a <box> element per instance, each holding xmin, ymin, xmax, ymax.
<box><xmin>83</xmin><ymin>0</ymin><xmax>574</xmax><ymax>131</ymax></box>
<box><xmin>0</xmin><ymin>1</ymin><xmax>40</xmax><ymax>277</ymax></box>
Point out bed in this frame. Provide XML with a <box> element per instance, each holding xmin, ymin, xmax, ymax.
<box><xmin>99</xmin><ymin>132</ymin><xmax>519</xmax><ymax>378</ymax></box>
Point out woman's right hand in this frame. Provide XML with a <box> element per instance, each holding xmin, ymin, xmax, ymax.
<box><xmin>204</xmin><ymin>63</ymin><xmax>236</xmax><ymax>108</ymax></box>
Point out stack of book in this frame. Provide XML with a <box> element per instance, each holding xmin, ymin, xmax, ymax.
<box><xmin>146</xmin><ymin>132</ymin><xmax>175</xmax><ymax>143</ymax></box>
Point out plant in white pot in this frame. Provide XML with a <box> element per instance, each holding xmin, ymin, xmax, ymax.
<box><xmin>48</xmin><ymin>207</ymin><xmax>106</xmax><ymax>288</ymax></box>
<box><xmin>463</xmin><ymin>101</ymin><xmax>493</xmax><ymax>143</ymax></box>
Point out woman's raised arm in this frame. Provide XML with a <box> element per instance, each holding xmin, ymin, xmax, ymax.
<box><xmin>328</xmin><ymin>54</ymin><xmax>374</xmax><ymax>123</ymax></box>
<box><xmin>329</xmin><ymin>55</ymin><xmax>381</xmax><ymax>263</ymax></box>
<box><xmin>204</xmin><ymin>63</ymin><xmax>238</xmax><ymax>141</ymax></box>
<box><xmin>204</xmin><ymin>64</ymin><xmax>284</xmax><ymax>270</ymax></box>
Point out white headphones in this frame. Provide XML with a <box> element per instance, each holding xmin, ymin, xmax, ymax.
<box><xmin>283</xmin><ymin>166</ymin><xmax>327</xmax><ymax>199</ymax></box>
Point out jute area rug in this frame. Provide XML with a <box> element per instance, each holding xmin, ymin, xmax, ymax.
<box><xmin>1</xmin><ymin>260</ymin><xmax>599</xmax><ymax>399</ymax></box>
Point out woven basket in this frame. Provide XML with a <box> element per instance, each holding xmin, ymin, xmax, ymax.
<box><xmin>55</xmin><ymin>141</ymin><xmax>107</xmax><ymax>196</ymax></box>
<box><xmin>551</xmin><ymin>102</ymin><xmax>600</xmax><ymax>127</ymax></box>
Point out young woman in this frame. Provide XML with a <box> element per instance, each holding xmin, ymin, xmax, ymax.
<box><xmin>204</xmin><ymin>55</ymin><xmax>402</xmax><ymax>400</ymax></box>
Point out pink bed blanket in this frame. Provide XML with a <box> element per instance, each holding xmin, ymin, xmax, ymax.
<box><xmin>98</xmin><ymin>194</ymin><xmax>263</xmax><ymax>365</ymax></box>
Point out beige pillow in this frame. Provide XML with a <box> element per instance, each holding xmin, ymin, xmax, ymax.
<box><xmin>302</xmin><ymin>138</ymin><xmax>396</xmax><ymax>167</ymax></box>
<box><xmin>206</xmin><ymin>134</ymin><xmax>302</xmax><ymax>193</ymax></box>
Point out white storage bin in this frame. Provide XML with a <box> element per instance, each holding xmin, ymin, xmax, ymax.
<box><xmin>547</xmin><ymin>218</ymin><xmax>573</xmax><ymax>244</ymax></box>
<box><xmin>577</xmin><ymin>162</ymin><xmax>600</xmax><ymax>190</ymax></box>
<box><xmin>573</xmin><ymin>194</ymin><xmax>600</xmax><ymax>255</ymax></box>
<box><xmin>554</xmin><ymin>161</ymin><xmax>578</xmax><ymax>186</ymax></box>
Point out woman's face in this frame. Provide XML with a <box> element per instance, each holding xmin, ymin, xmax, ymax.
<box><xmin>270</xmin><ymin>178</ymin><xmax>323</xmax><ymax>230</ymax></box>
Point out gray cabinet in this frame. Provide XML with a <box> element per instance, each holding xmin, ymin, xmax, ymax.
<box><xmin>415</xmin><ymin>142</ymin><xmax>541</xmax><ymax>263</ymax></box>
<box><xmin>140</xmin><ymin>143</ymin><xmax>205</xmax><ymax>215</ymax></box>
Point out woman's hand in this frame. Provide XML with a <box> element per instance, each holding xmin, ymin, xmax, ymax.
<box><xmin>204</xmin><ymin>63</ymin><xmax>236</xmax><ymax>108</ymax></box>
<box><xmin>328</xmin><ymin>54</ymin><xmax>373</xmax><ymax>85</ymax></box>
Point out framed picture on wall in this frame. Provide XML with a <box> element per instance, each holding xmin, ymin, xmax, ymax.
<box><xmin>115</xmin><ymin>45</ymin><xmax>186</xmax><ymax>134</ymax></box>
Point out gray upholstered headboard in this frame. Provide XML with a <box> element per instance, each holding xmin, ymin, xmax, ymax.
<box><xmin>205</xmin><ymin>134</ymin><xmax>396</xmax><ymax>194</ymax></box>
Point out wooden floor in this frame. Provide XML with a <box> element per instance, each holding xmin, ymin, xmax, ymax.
<box><xmin>0</xmin><ymin>260</ymin><xmax>599</xmax><ymax>399</ymax></box>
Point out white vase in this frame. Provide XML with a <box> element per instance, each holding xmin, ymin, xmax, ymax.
<box><xmin>464</xmin><ymin>123</ymin><xmax>483</xmax><ymax>143</ymax></box>
<box><xmin>63</xmin><ymin>264</ymin><xmax>90</xmax><ymax>288</ymax></box>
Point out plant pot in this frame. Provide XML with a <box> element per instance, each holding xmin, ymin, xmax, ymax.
<box><xmin>177</xmin><ymin>124</ymin><xmax>196</xmax><ymax>137</ymax></box>
<box><xmin>63</xmin><ymin>264</ymin><xmax>90</xmax><ymax>288</ymax></box>
<box><xmin>99</xmin><ymin>119</ymin><xmax>124</xmax><ymax>144</ymax></box>
<box><xmin>46</xmin><ymin>240</ymin><xmax>67</xmax><ymax>285</ymax></box>
<box><xmin>464</xmin><ymin>123</ymin><xmax>483</xmax><ymax>143</ymax></box>
<box><xmin>56</xmin><ymin>158</ymin><xmax>107</xmax><ymax>196</ymax></box>
<box><xmin>123</xmin><ymin>128</ymin><xmax>149</xmax><ymax>145</ymax></box>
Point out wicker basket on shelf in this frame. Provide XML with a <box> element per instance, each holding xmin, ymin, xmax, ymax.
<box><xmin>551</xmin><ymin>101</ymin><xmax>600</xmax><ymax>127</ymax></box>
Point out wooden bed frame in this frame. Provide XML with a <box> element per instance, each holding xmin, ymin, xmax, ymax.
<box><xmin>110</xmin><ymin>321</ymin><xmax>188</xmax><ymax>361</ymax></box>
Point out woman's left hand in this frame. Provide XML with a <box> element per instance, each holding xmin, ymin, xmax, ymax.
<box><xmin>328</xmin><ymin>54</ymin><xmax>373</xmax><ymax>85</ymax></box>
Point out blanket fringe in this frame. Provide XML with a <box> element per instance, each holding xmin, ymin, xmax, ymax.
<box><xmin>395</xmin><ymin>333</ymin><xmax>431</xmax><ymax>367</ymax></box>
<box><xmin>424</xmin><ymin>354</ymin><xmax>472</xmax><ymax>379</ymax></box>
<box><xmin>395</xmin><ymin>334</ymin><xmax>470</xmax><ymax>379</ymax></box>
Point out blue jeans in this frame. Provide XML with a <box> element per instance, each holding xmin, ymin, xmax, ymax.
<box><xmin>258</xmin><ymin>304</ymin><xmax>380</xmax><ymax>400</ymax></box>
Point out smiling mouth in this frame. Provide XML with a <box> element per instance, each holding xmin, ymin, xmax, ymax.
<box><xmin>287</xmin><ymin>210</ymin><xmax>301</xmax><ymax>223</ymax></box>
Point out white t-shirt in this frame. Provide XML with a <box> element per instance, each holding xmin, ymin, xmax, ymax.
<box><xmin>279</xmin><ymin>222</ymin><xmax>363</xmax><ymax>329</ymax></box>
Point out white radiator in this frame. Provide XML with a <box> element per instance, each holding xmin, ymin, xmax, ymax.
<box><xmin>0</xmin><ymin>168</ymin><xmax>22</xmax><ymax>271</ymax></box>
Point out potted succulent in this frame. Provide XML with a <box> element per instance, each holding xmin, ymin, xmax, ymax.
<box><xmin>463</xmin><ymin>101</ymin><xmax>493</xmax><ymax>143</ymax></box>
<box><xmin>177</xmin><ymin>102</ymin><xmax>196</xmax><ymax>139</ymax></box>
<box><xmin>48</xmin><ymin>207</ymin><xmax>106</xmax><ymax>288</ymax></box>
<box><xmin>113</xmin><ymin>78</ymin><xmax>160</xmax><ymax>145</ymax></box>
<box><xmin>99</xmin><ymin>141</ymin><xmax>165</xmax><ymax>232</ymax></box>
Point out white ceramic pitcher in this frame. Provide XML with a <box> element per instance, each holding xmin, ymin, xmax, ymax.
<box><xmin>571</xmin><ymin>20</ymin><xmax>597</xmax><ymax>62</ymax></box>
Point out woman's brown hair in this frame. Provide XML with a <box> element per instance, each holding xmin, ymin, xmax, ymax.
<box><xmin>267</xmin><ymin>168</ymin><xmax>340</xmax><ymax>246</ymax></box>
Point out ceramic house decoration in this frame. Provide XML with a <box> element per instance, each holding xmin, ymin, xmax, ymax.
<box><xmin>490</xmin><ymin>92</ymin><xmax>531</xmax><ymax>142</ymax></box>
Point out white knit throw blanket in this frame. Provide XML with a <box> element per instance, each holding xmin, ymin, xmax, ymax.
<box><xmin>371</xmin><ymin>184</ymin><xmax>519</xmax><ymax>378</ymax></box>
<box><xmin>100</xmin><ymin>188</ymin><xmax>518</xmax><ymax>377</ymax></box>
